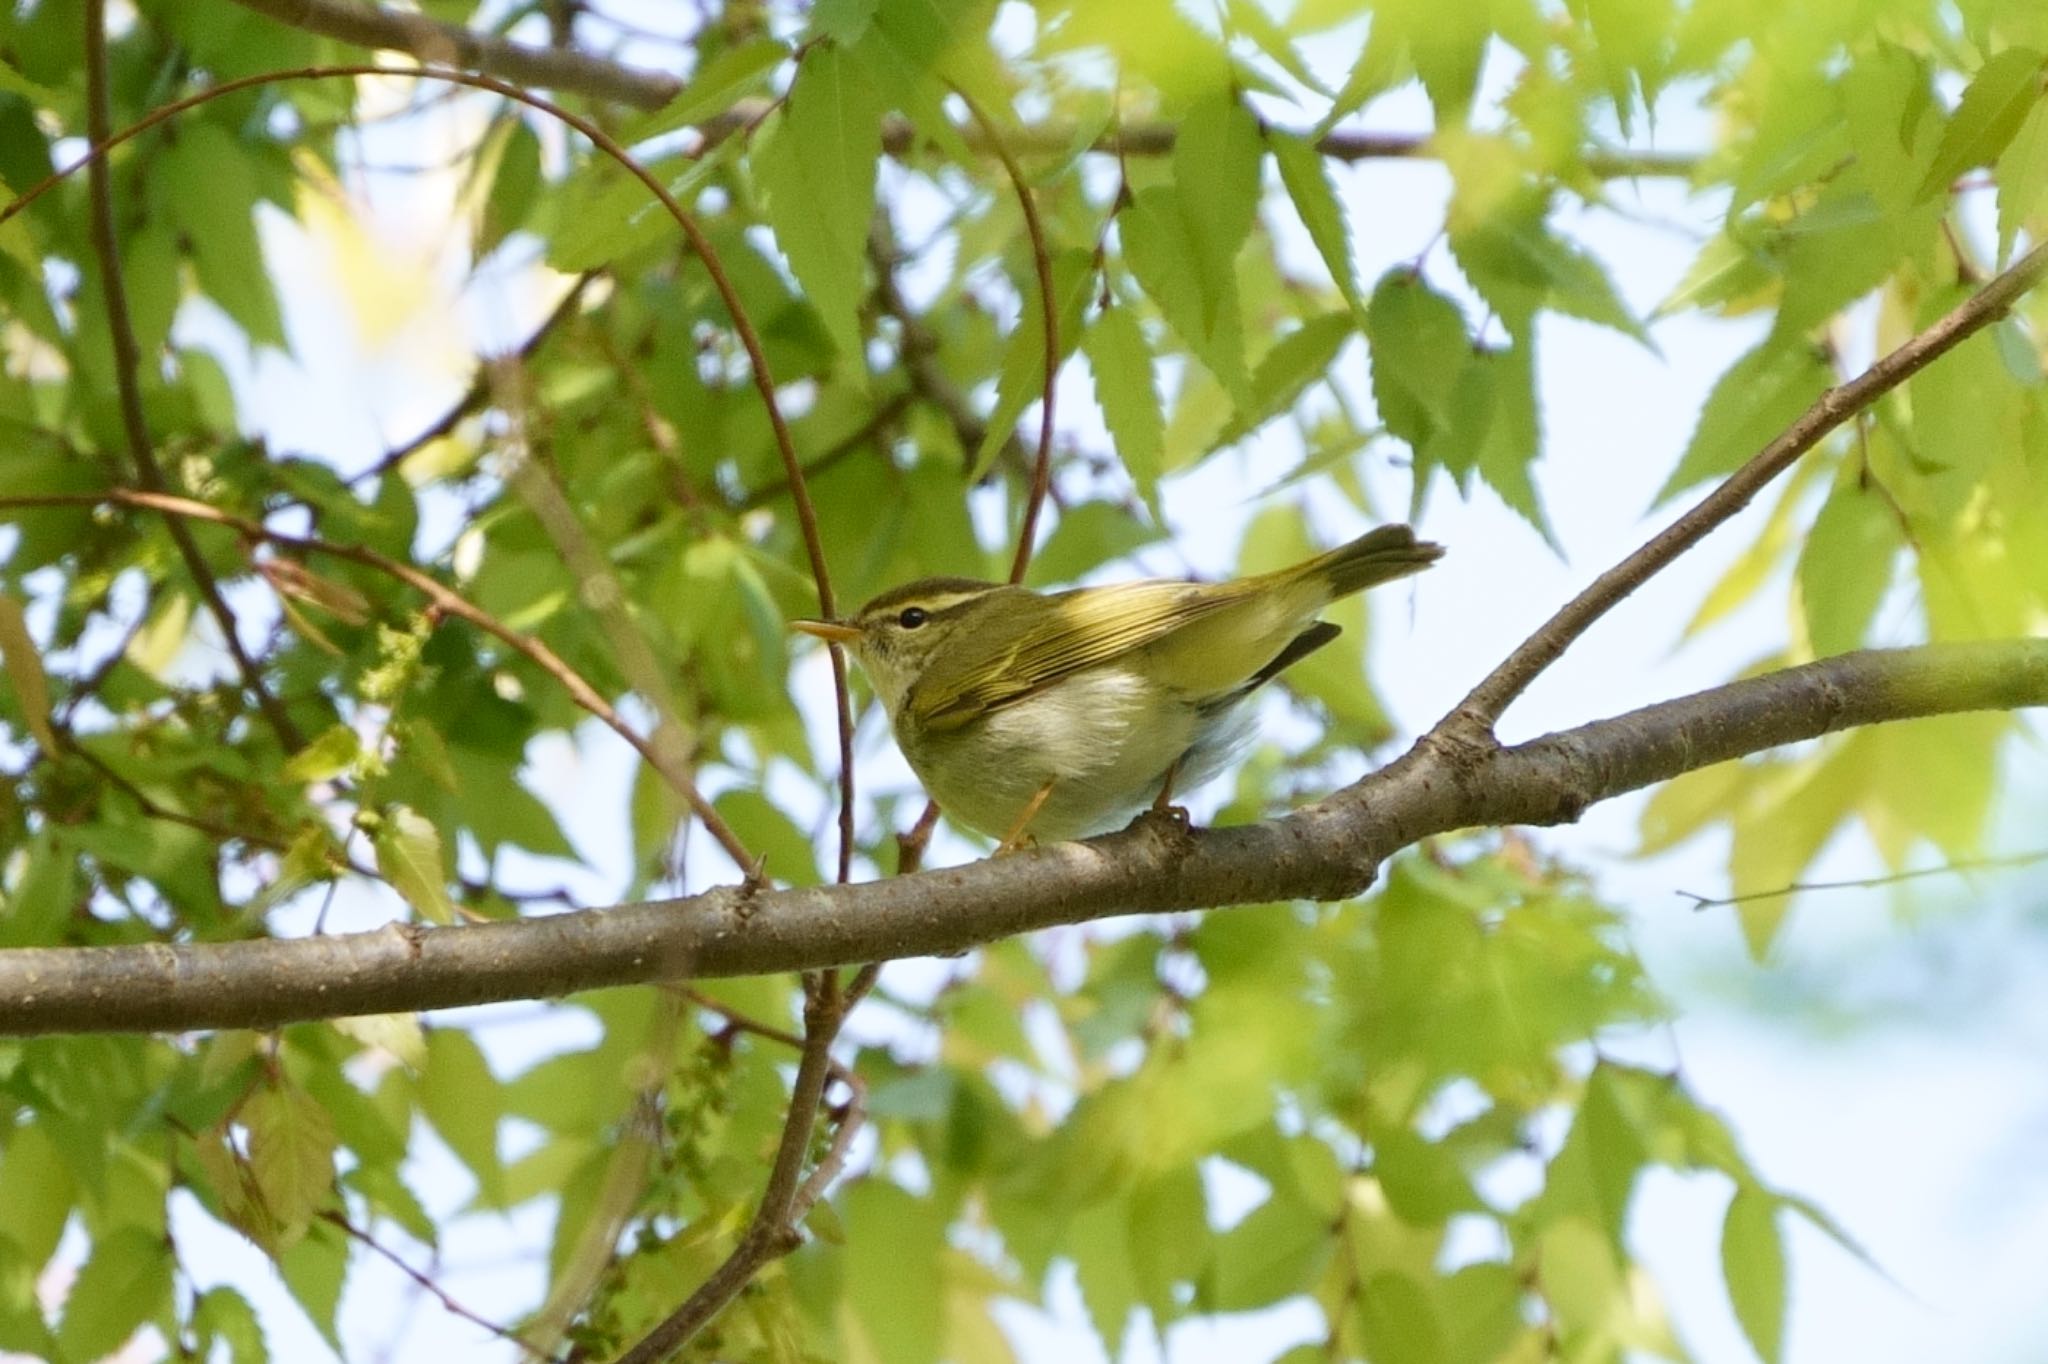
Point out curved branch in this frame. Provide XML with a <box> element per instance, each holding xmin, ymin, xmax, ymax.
<box><xmin>1448</xmin><ymin>237</ymin><xmax>2048</xmax><ymax>734</ymax></box>
<box><xmin>1</xmin><ymin>487</ymin><xmax>754</xmax><ymax>869</ymax></box>
<box><xmin>2</xmin><ymin>639</ymin><xmax>2039</xmax><ymax>1035</ymax></box>
<box><xmin>225</xmin><ymin>0</ymin><xmax>683</xmax><ymax>108</ymax></box>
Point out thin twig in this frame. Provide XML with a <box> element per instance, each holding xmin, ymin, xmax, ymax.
<box><xmin>1678</xmin><ymin>848</ymin><xmax>2048</xmax><ymax>909</ymax></box>
<box><xmin>349</xmin><ymin>270</ymin><xmax>597</xmax><ymax>489</ymax></box>
<box><xmin>954</xmin><ymin>91</ymin><xmax>1061</xmax><ymax>585</ymax></box>
<box><xmin>319</xmin><ymin>1211</ymin><xmax>555</xmax><ymax>1360</ymax></box>
<box><xmin>81</xmin><ymin>2</ymin><xmax>306</xmax><ymax>754</ymax></box>
<box><xmin>1442</xmin><ymin>237</ymin><xmax>2048</xmax><ymax>736</ymax></box>
<box><xmin>617</xmin><ymin>990</ymin><xmax>851</xmax><ymax>1363</ymax></box>
<box><xmin>2</xmin><ymin>487</ymin><xmax>754</xmax><ymax>869</ymax></box>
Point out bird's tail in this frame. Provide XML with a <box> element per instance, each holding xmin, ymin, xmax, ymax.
<box><xmin>1302</xmin><ymin>524</ymin><xmax>1444</xmax><ymax>600</ymax></box>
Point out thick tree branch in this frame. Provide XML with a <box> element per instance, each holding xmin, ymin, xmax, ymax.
<box><xmin>1448</xmin><ymin>237</ymin><xmax>2048</xmax><ymax>734</ymax></box>
<box><xmin>1</xmin><ymin>640</ymin><xmax>2039</xmax><ymax>1036</ymax></box>
<box><xmin>224</xmin><ymin>0</ymin><xmax>684</xmax><ymax>108</ymax></box>
<box><xmin>220</xmin><ymin>0</ymin><xmax>1695</xmax><ymax>178</ymax></box>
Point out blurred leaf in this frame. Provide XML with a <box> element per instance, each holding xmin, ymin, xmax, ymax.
<box><xmin>1996</xmin><ymin>99</ymin><xmax>2048</xmax><ymax>262</ymax></box>
<box><xmin>1722</xmin><ymin>1187</ymin><xmax>1787</xmax><ymax>1364</ymax></box>
<box><xmin>193</xmin><ymin>1286</ymin><xmax>267</xmax><ymax>1364</ymax></box>
<box><xmin>477</xmin><ymin>118</ymin><xmax>542</xmax><ymax>259</ymax></box>
<box><xmin>1660</xmin><ymin>340</ymin><xmax>1833</xmax><ymax>502</ymax></box>
<box><xmin>55</xmin><ymin>1227</ymin><xmax>173</xmax><ymax>1362</ymax></box>
<box><xmin>373</xmin><ymin>806</ymin><xmax>455</xmax><ymax>925</ymax></box>
<box><xmin>0</xmin><ymin>593</ymin><xmax>53</xmax><ymax>752</ymax></box>
<box><xmin>620</xmin><ymin>38</ymin><xmax>790</xmax><ymax>142</ymax></box>
<box><xmin>281</xmin><ymin>724</ymin><xmax>362</xmax><ymax>785</ymax></box>
<box><xmin>245</xmin><ymin>1082</ymin><xmax>336</xmax><ymax>1244</ymax></box>
<box><xmin>421</xmin><ymin>1029</ymin><xmax>506</xmax><ymax>1206</ymax></box>
<box><xmin>1797</xmin><ymin>472</ymin><xmax>1902</xmax><ymax>656</ymax></box>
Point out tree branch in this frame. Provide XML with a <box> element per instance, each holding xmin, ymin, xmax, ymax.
<box><xmin>83</xmin><ymin>0</ymin><xmax>306</xmax><ymax>754</ymax></box>
<box><xmin>224</xmin><ymin>0</ymin><xmax>683</xmax><ymax>108</ymax></box>
<box><xmin>220</xmin><ymin>0</ymin><xmax>1696</xmax><ymax>180</ymax></box>
<box><xmin>1</xmin><ymin>639</ymin><xmax>2039</xmax><ymax>1035</ymax></box>
<box><xmin>1447</xmin><ymin>236</ymin><xmax>2048</xmax><ymax>734</ymax></box>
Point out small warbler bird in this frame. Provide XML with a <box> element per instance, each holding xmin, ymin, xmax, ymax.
<box><xmin>793</xmin><ymin>525</ymin><xmax>1442</xmax><ymax>845</ymax></box>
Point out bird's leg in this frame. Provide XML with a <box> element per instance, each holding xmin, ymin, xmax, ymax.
<box><xmin>1150</xmin><ymin>758</ymin><xmax>1183</xmax><ymax>814</ymax></box>
<box><xmin>995</xmin><ymin>779</ymin><xmax>1055</xmax><ymax>855</ymax></box>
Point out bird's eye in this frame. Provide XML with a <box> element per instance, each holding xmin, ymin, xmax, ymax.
<box><xmin>897</xmin><ymin>606</ymin><xmax>929</xmax><ymax>629</ymax></box>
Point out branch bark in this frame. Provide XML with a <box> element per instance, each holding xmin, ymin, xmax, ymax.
<box><xmin>217</xmin><ymin>0</ymin><xmax>1694</xmax><ymax>177</ymax></box>
<box><xmin>1</xmin><ymin>639</ymin><xmax>2039</xmax><ymax>1035</ymax></box>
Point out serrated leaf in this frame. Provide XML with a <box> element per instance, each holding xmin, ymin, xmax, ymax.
<box><xmin>1222</xmin><ymin>312</ymin><xmax>1356</xmax><ymax>445</ymax></box>
<box><xmin>54</xmin><ymin>1227</ymin><xmax>172</xmax><ymax>1362</ymax></box>
<box><xmin>373</xmin><ymin>805</ymin><xmax>455</xmax><ymax>925</ymax></box>
<box><xmin>1660</xmin><ymin>340</ymin><xmax>1833</xmax><ymax>502</ymax></box>
<box><xmin>754</xmin><ymin>44</ymin><xmax>884</xmax><ymax>365</ymax></box>
<box><xmin>1026</xmin><ymin>500</ymin><xmax>1162</xmax><ymax>587</ymax></box>
<box><xmin>280</xmin><ymin>724</ymin><xmax>362</xmax><ymax>785</ymax></box>
<box><xmin>1175</xmin><ymin>92</ymin><xmax>1264</xmax><ymax>324</ymax></box>
<box><xmin>546</xmin><ymin>144</ymin><xmax>735</xmax><ymax>272</ymax></box>
<box><xmin>245</xmin><ymin>1083</ymin><xmax>336</xmax><ymax>1243</ymax></box>
<box><xmin>1797</xmin><ymin>474</ymin><xmax>1901</xmax><ymax>656</ymax></box>
<box><xmin>970</xmin><ymin>248</ymin><xmax>1093</xmax><ymax>479</ymax></box>
<box><xmin>619</xmin><ymin>38</ymin><xmax>790</xmax><ymax>143</ymax></box>
<box><xmin>1722</xmin><ymin>1188</ymin><xmax>1787</xmax><ymax>1364</ymax></box>
<box><xmin>1367</xmin><ymin>271</ymin><xmax>1469</xmax><ymax>458</ymax></box>
<box><xmin>331</xmin><ymin>1012</ymin><xmax>427</xmax><ymax>1069</ymax></box>
<box><xmin>1084</xmin><ymin>302</ymin><xmax>1166</xmax><ymax>512</ymax></box>
<box><xmin>1271</xmin><ymin>130</ymin><xmax>1364</xmax><ymax>321</ymax></box>
<box><xmin>1916</xmin><ymin>47</ymin><xmax>2047</xmax><ymax>200</ymax></box>
<box><xmin>1122</xmin><ymin>185</ymin><xmax>1253</xmax><ymax>406</ymax></box>
<box><xmin>0</xmin><ymin>593</ymin><xmax>54</xmax><ymax>753</ymax></box>
<box><xmin>193</xmin><ymin>1286</ymin><xmax>267</xmax><ymax>1364</ymax></box>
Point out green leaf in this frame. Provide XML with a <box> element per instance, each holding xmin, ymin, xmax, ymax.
<box><xmin>1083</xmin><ymin>303</ymin><xmax>1166</xmax><ymax>512</ymax></box>
<box><xmin>1916</xmin><ymin>47</ymin><xmax>2048</xmax><ymax>200</ymax></box>
<box><xmin>281</xmin><ymin>724</ymin><xmax>362</xmax><ymax>785</ymax></box>
<box><xmin>841</xmin><ymin>1181</ymin><xmax>945</xmax><ymax>1364</ymax></box>
<box><xmin>1175</xmin><ymin>92</ymin><xmax>1264</xmax><ymax>303</ymax></box>
<box><xmin>754</xmin><ymin>44</ymin><xmax>885</xmax><ymax>366</ymax></box>
<box><xmin>1797</xmin><ymin>473</ymin><xmax>1901</xmax><ymax>656</ymax></box>
<box><xmin>1451</xmin><ymin>191</ymin><xmax>1648</xmax><ymax>342</ymax></box>
<box><xmin>1026</xmin><ymin>500</ymin><xmax>1162</xmax><ymax>587</ymax></box>
<box><xmin>971</xmin><ymin>248</ymin><xmax>1093</xmax><ymax>479</ymax></box>
<box><xmin>0</xmin><ymin>593</ymin><xmax>53</xmax><ymax>753</ymax></box>
<box><xmin>1270</xmin><ymin>130</ymin><xmax>1365</xmax><ymax>321</ymax></box>
<box><xmin>1367</xmin><ymin>271</ymin><xmax>1469</xmax><ymax>460</ymax></box>
<box><xmin>1659</xmin><ymin>340</ymin><xmax>1833</xmax><ymax>502</ymax></box>
<box><xmin>0</xmin><ymin>1123</ymin><xmax>74</xmax><ymax>1268</ymax></box>
<box><xmin>1722</xmin><ymin>1187</ymin><xmax>1787</xmax><ymax>1364</ymax></box>
<box><xmin>619</xmin><ymin>38</ymin><xmax>790</xmax><ymax>142</ymax></box>
<box><xmin>245</xmin><ymin>1082</ymin><xmax>337</xmax><ymax>1243</ymax></box>
<box><xmin>276</xmin><ymin>1220</ymin><xmax>348</xmax><ymax>1350</ymax></box>
<box><xmin>154</xmin><ymin>123</ymin><xmax>285</xmax><ymax>349</ymax></box>
<box><xmin>1355</xmin><ymin>1271</ymin><xmax>1449</xmax><ymax>1364</ymax></box>
<box><xmin>421</xmin><ymin>1028</ymin><xmax>506</xmax><ymax>1206</ymax></box>
<box><xmin>712</xmin><ymin>787</ymin><xmax>820</xmax><ymax>885</ymax></box>
<box><xmin>545</xmin><ymin>144</ymin><xmax>736</xmax><ymax>272</ymax></box>
<box><xmin>193</xmin><ymin>1286</ymin><xmax>268</xmax><ymax>1364</ymax></box>
<box><xmin>1221</xmin><ymin>312</ymin><xmax>1356</xmax><ymax>444</ymax></box>
<box><xmin>477</xmin><ymin>118</ymin><xmax>542</xmax><ymax>259</ymax></box>
<box><xmin>372</xmin><ymin>806</ymin><xmax>456</xmax><ymax>925</ymax></box>
<box><xmin>1207</xmin><ymin>1192</ymin><xmax>1332</xmax><ymax>1310</ymax></box>
<box><xmin>1996</xmin><ymin>99</ymin><xmax>2048</xmax><ymax>262</ymax></box>
<box><xmin>54</xmin><ymin>1226</ymin><xmax>173</xmax><ymax>1362</ymax></box>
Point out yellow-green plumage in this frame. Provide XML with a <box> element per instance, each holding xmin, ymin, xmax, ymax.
<box><xmin>799</xmin><ymin>525</ymin><xmax>1442</xmax><ymax>843</ymax></box>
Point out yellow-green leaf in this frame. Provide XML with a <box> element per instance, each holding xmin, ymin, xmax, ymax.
<box><xmin>1722</xmin><ymin>1187</ymin><xmax>1787</xmax><ymax>1364</ymax></box>
<box><xmin>372</xmin><ymin>805</ymin><xmax>455</xmax><ymax>925</ymax></box>
<box><xmin>245</xmin><ymin>1083</ymin><xmax>337</xmax><ymax>1244</ymax></box>
<box><xmin>280</xmin><ymin>724</ymin><xmax>362</xmax><ymax>785</ymax></box>
<box><xmin>1916</xmin><ymin>47</ymin><xmax>2048</xmax><ymax>200</ymax></box>
<box><xmin>0</xmin><ymin>593</ymin><xmax>54</xmax><ymax>753</ymax></box>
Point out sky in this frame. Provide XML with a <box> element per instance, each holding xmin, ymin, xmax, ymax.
<box><xmin>59</xmin><ymin>4</ymin><xmax>2048</xmax><ymax>1362</ymax></box>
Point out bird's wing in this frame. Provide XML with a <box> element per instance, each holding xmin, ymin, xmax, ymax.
<box><xmin>912</xmin><ymin>580</ymin><xmax>1251</xmax><ymax>731</ymax></box>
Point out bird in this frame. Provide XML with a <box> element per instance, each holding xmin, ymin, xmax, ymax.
<box><xmin>792</xmin><ymin>524</ymin><xmax>1443</xmax><ymax>847</ymax></box>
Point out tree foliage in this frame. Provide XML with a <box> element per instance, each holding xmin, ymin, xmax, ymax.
<box><xmin>0</xmin><ymin>0</ymin><xmax>2045</xmax><ymax>1360</ymax></box>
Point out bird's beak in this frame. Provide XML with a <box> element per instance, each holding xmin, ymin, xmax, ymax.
<box><xmin>791</xmin><ymin>618</ymin><xmax>862</xmax><ymax>645</ymax></box>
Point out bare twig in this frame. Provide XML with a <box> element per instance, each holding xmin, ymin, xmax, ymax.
<box><xmin>954</xmin><ymin>91</ymin><xmax>1061</xmax><ymax>586</ymax></box>
<box><xmin>617</xmin><ymin>989</ymin><xmax>853</xmax><ymax>1363</ymax></box>
<box><xmin>2</xmin><ymin>487</ymin><xmax>754</xmax><ymax>870</ymax></box>
<box><xmin>320</xmin><ymin>1211</ymin><xmax>553</xmax><ymax>1360</ymax></box>
<box><xmin>82</xmin><ymin>2</ymin><xmax>306</xmax><ymax>754</ymax></box>
<box><xmin>1677</xmin><ymin>848</ymin><xmax>2048</xmax><ymax>909</ymax></box>
<box><xmin>1443</xmin><ymin>237</ymin><xmax>2048</xmax><ymax>737</ymax></box>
